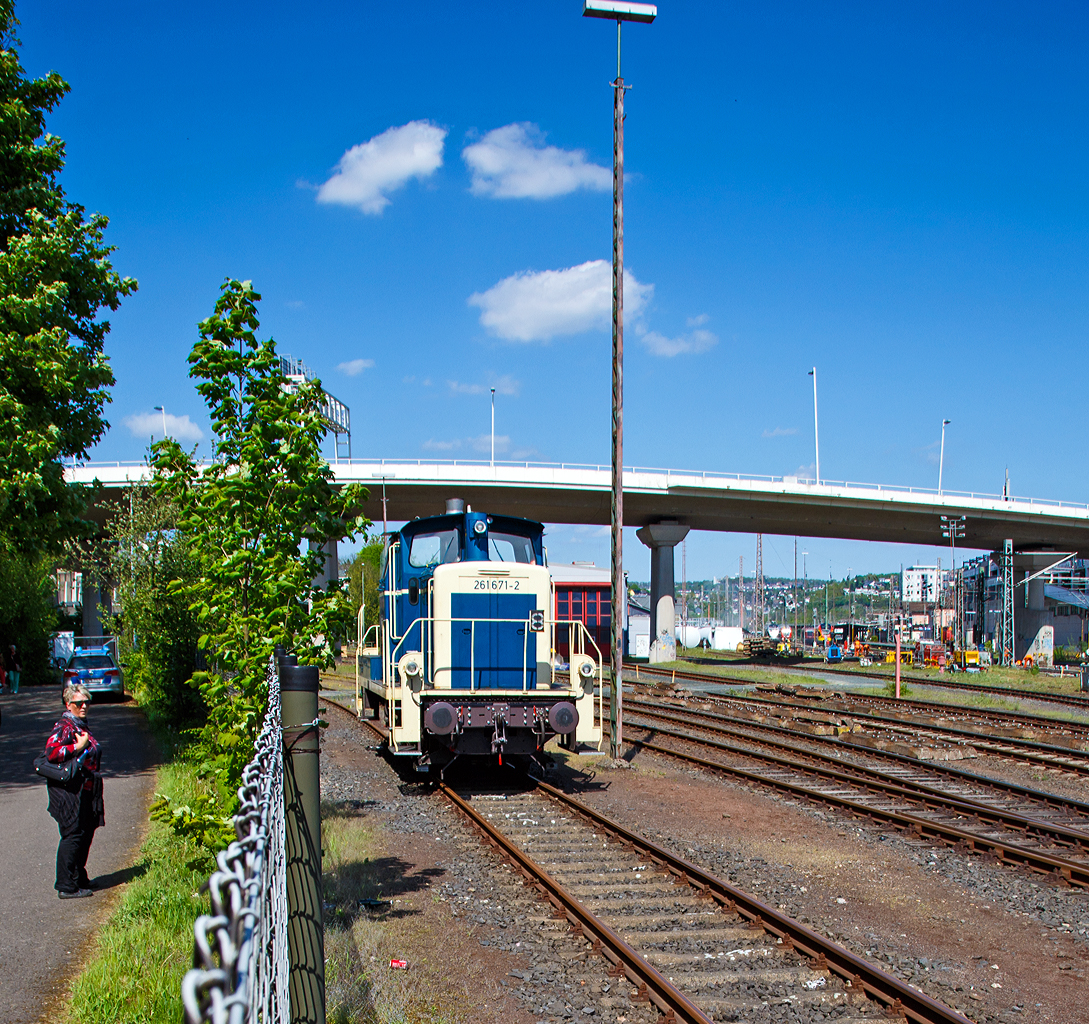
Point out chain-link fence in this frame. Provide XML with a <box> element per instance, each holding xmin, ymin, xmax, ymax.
<box><xmin>182</xmin><ymin>659</ymin><xmax>290</xmax><ymax>1024</ymax></box>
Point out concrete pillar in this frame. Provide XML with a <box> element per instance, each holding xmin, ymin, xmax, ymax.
<box><xmin>1012</xmin><ymin>551</ymin><xmax>1062</xmax><ymax>663</ymax></box>
<box><xmin>309</xmin><ymin>538</ymin><xmax>339</xmax><ymax>591</ymax></box>
<box><xmin>81</xmin><ymin>578</ymin><xmax>110</xmax><ymax>637</ymax></box>
<box><xmin>636</xmin><ymin>521</ymin><xmax>690</xmax><ymax>664</ymax></box>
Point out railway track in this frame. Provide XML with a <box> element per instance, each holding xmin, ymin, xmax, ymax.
<box><xmin>671</xmin><ymin>656</ymin><xmax>1089</xmax><ymax>711</ymax></box>
<box><xmin>627</xmin><ymin>695</ymin><xmax>1089</xmax><ymax>826</ymax></box>
<box><xmin>621</xmin><ymin>702</ymin><xmax>1089</xmax><ymax>888</ymax></box>
<box><xmin>628</xmin><ymin>668</ymin><xmax>1089</xmax><ymax>774</ymax></box>
<box><xmin>326</xmin><ymin>691</ymin><xmax>972</xmax><ymax>1024</ymax></box>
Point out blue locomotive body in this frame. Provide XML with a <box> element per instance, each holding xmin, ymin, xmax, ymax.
<box><xmin>356</xmin><ymin>502</ymin><xmax>603</xmax><ymax>772</ymax></box>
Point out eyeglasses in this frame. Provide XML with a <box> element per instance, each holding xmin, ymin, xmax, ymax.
<box><xmin>68</xmin><ymin>700</ymin><xmax>89</xmax><ymax>707</ymax></box>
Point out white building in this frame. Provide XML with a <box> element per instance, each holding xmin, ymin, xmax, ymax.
<box><xmin>902</xmin><ymin>565</ymin><xmax>939</xmax><ymax>604</ymax></box>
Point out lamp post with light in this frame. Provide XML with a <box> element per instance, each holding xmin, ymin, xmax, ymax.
<box><xmin>807</xmin><ymin>368</ymin><xmax>820</xmax><ymax>485</ymax></box>
<box><xmin>938</xmin><ymin>418</ymin><xmax>951</xmax><ymax>494</ymax></box>
<box><xmin>583</xmin><ymin>0</ymin><xmax>656</xmax><ymax>760</ymax></box>
<box><xmin>490</xmin><ymin>387</ymin><xmax>496</xmax><ymax>469</ymax></box>
<box><xmin>153</xmin><ymin>405</ymin><xmax>167</xmax><ymax>440</ymax></box>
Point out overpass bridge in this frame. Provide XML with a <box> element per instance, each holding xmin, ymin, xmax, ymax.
<box><xmin>69</xmin><ymin>458</ymin><xmax>1089</xmax><ymax>556</ymax></box>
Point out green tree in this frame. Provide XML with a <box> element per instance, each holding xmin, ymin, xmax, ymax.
<box><xmin>102</xmin><ymin>480</ymin><xmax>203</xmax><ymax>732</ymax></box>
<box><xmin>151</xmin><ymin>279</ymin><xmax>367</xmax><ymax>842</ymax></box>
<box><xmin>0</xmin><ymin>3</ymin><xmax>136</xmax><ymax>554</ymax></box>
<box><xmin>345</xmin><ymin>538</ymin><xmax>384</xmax><ymax>638</ymax></box>
<box><xmin>0</xmin><ymin>547</ymin><xmax>58</xmax><ymax>681</ymax></box>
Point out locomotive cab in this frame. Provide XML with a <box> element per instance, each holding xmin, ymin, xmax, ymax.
<box><xmin>357</xmin><ymin>503</ymin><xmax>603</xmax><ymax>772</ymax></box>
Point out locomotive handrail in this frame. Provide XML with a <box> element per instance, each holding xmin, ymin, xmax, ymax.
<box><xmin>385</xmin><ymin>614</ymin><xmax>602</xmax><ymax>698</ymax></box>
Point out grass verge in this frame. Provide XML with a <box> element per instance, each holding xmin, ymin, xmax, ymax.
<box><xmin>63</xmin><ymin>760</ymin><xmax>215</xmax><ymax>1024</ymax></box>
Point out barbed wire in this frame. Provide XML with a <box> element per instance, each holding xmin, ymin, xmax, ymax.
<box><xmin>182</xmin><ymin>658</ymin><xmax>289</xmax><ymax>1024</ymax></box>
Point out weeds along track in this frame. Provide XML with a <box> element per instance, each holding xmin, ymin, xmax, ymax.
<box><xmin>622</xmin><ymin>699</ymin><xmax>1089</xmax><ymax>888</ymax></box>
<box><xmin>628</xmin><ymin>669</ymin><xmax>1089</xmax><ymax>776</ymax></box>
<box><xmin>667</xmin><ymin>657</ymin><xmax>1089</xmax><ymax>712</ymax></box>
<box><xmin>322</xmin><ymin>692</ymin><xmax>970</xmax><ymax>1023</ymax></box>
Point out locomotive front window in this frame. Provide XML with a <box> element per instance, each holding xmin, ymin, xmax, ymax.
<box><xmin>408</xmin><ymin>529</ymin><xmax>460</xmax><ymax>567</ymax></box>
<box><xmin>488</xmin><ymin>531</ymin><xmax>536</xmax><ymax>563</ymax></box>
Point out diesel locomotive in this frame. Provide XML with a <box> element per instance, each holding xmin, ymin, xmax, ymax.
<box><xmin>356</xmin><ymin>499</ymin><xmax>603</xmax><ymax>774</ymax></box>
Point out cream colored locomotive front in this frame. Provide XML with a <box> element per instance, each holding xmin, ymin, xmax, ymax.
<box><xmin>366</xmin><ymin>560</ymin><xmax>603</xmax><ymax>755</ymax></box>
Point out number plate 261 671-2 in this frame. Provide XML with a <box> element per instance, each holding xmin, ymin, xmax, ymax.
<box><xmin>473</xmin><ymin>579</ymin><xmax>521</xmax><ymax>590</ymax></box>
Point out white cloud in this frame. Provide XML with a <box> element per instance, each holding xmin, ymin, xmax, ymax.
<box><xmin>763</xmin><ymin>426</ymin><xmax>798</xmax><ymax>438</ymax></box>
<box><xmin>469</xmin><ymin>260</ymin><xmax>652</xmax><ymax>342</ymax></box>
<box><xmin>317</xmin><ymin>120</ymin><xmax>446</xmax><ymax>215</ymax></box>
<box><xmin>125</xmin><ymin>411</ymin><xmax>203</xmax><ymax>443</ymax></box>
<box><xmin>470</xmin><ymin>433</ymin><xmax>510</xmax><ymax>454</ymax></box>
<box><xmin>686</xmin><ymin>313</ymin><xmax>710</xmax><ymax>327</ymax></box>
<box><xmin>640</xmin><ymin>326</ymin><xmax>718</xmax><ymax>357</ymax></box>
<box><xmin>462</xmin><ymin>123</ymin><xmax>610</xmax><ymax>199</ymax></box>
<box><xmin>447</xmin><ymin>374</ymin><xmax>520</xmax><ymax>396</ymax></box>
<box><xmin>337</xmin><ymin>358</ymin><xmax>375</xmax><ymax>376</ymax></box>
<box><xmin>422</xmin><ymin>434</ymin><xmax>511</xmax><ymax>455</ymax></box>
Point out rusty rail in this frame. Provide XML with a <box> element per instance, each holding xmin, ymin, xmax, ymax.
<box><xmin>623</xmin><ymin>724</ymin><xmax>1089</xmax><ymax>888</ymax></box>
<box><xmin>529</xmin><ymin>779</ymin><xmax>973</xmax><ymax>1024</ymax></box>
<box><xmin>439</xmin><ymin>783</ymin><xmax>716</xmax><ymax>1024</ymax></box>
<box><xmin>628</xmin><ymin>695</ymin><xmax>1089</xmax><ymax>816</ymax></box>
<box><xmin>627</xmin><ymin>701</ymin><xmax>1089</xmax><ymax>850</ymax></box>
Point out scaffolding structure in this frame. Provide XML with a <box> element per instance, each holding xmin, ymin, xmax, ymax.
<box><xmin>999</xmin><ymin>538</ymin><xmax>1014</xmax><ymax>665</ymax></box>
<box><xmin>279</xmin><ymin>355</ymin><xmax>352</xmax><ymax>461</ymax></box>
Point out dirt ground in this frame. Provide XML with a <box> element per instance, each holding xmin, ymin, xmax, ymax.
<box><xmin>558</xmin><ymin>746</ymin><xmax>1089</xmax><ymax>1024</ymax></box>
<box><xmin>319</xmin><ymin>692</ymin><xmax>1089</xmax><ymax>1024</ymax></box>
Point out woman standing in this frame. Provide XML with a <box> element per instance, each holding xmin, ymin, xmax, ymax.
<box><xmin>44</xmin><ymin>685</ymin><xmax>103</xmax><ymax>898</ymax></box>
<box><xmin>6</xmin><ymin>644</ymin><xmax>20</xmax><ymax>693</ymax></box>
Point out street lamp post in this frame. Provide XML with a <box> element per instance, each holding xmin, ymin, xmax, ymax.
<box><xmin>490</xmin><ymin>387</ymin><xmax>496</xmax><ymax>469</ymax></box>
<box><xmin>808</xmin><ymin>368</ymin><xmax>820</xmax><ymax>485</ymax></box>
<box><xmin>938</xmin><ymin>418</ymin><xmax>951</xmax><ymax>494</ymax></box>
<box><xmin>583</xmin><ymin>0</ymin><xmax>656</xmax><ymax>760</ymax></box>
<box><xmin>153</xmin><ymin>405</ymin><xmax>167</xmax><ymax>440</ymax></box>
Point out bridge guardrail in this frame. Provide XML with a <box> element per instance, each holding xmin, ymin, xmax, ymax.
<box><xmin>67</xmin><ymin>458</ymin><xmax>1089</xmax><ymax>513</ymax></box>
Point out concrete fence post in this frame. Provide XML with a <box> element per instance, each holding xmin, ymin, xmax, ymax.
<box><xmin>281</xmin><ymin>663</ymin><xmax>324</xmax><ymax>1024</ymax></box>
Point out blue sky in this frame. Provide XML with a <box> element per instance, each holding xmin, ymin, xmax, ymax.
<box><xmin>20</xmin><ymin>1</ymin><xmax>1089</xmax><ymax>580</ymax></box>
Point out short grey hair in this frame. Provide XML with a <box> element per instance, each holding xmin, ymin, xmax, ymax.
<box><xmin>63</xmin><ymin>683</ymin><xmax>91</xmax><ymax>706</ymax></box>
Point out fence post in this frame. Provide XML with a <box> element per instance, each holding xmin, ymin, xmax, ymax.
<box><xmin>281</xmin><ymin>664</ymin><xmax>324</xmax><ymax>1024</ymax></box>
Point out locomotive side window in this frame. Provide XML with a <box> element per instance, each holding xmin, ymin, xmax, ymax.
<box><xmin>408</xmin><ymin>529</ymin><xmax>460</xmax><ymax>567</ymax></box>
<box><xmin>488</xmin><ymin>531</ymin><xmax>535</xmax><ymax>563</ymax></box>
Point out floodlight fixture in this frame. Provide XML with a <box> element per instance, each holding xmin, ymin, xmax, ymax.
<box><xmin>583</xmin><ymin>0</ymin><xmax>657</xmax><ymax>23</ymax></box>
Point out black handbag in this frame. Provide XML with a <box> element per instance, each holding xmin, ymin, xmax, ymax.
<box><xmin>33</xmin><ymin>750</ymin><xmax>85</xmax><ymax>784</ymax></box>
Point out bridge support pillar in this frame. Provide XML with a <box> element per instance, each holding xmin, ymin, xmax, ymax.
<box><xmin>309</xmin><ymin>538</ymin><xmax>339</xmax><ymax>591</ymax></box>
<box><xmin>637</xmin><ymin>521</ymin><xmax>690</xmax><ymax>664</ymax></box>
<box><xmin>81</xmin><ymin>578</ymin><xmax>110</xmax><ymax>638</ymax></box>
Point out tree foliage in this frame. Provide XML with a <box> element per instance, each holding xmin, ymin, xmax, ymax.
<box><xmin>101</xmin><ymin>480</ymin><xmax>203</xmax><ymax>733</ymax></box>
<box><xmin>0</xmin><ymin>2</ymin><xmax>136</xmax><ymax>554</ymax></box>
<box><xmin>345</xmin><ymin>538</ymin><xmax>384</xmax><ymax>638</ymax></box>
<box><xmin>0</xmin><ymin>547</ymin><xmax>57</xmax><ymax>681</ymax></box>
<box><xmin>151</xmin><ymin>279</ymin><xmax>367</xmax><ymax>839</ymax></box>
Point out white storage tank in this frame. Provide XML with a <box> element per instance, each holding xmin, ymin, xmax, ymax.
<box><xmin>675</xmin><ymin>623</ymin><xmax>710</xmax><ymax>649</ymax></box>
<box><xmin>711</xmin><ymin>626</ymin><xmax>744</xmax><ymax>651</ymax></box>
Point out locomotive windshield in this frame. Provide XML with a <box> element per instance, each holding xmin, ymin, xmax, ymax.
<box><xmin>488</xmin><ymin>531</ymin><xmax>536</xmax><ymax>563</ymax></box>
<box><xmin>408</xmin><ymin>528</ymin><xmax>461</xmax><ymax>567</ymax></box>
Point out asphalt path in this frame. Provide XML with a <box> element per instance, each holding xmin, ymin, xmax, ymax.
<box><xmin>0</xmin><ymin>685</ymin><xmax>159</xmax><ymax>1024</ymax></box>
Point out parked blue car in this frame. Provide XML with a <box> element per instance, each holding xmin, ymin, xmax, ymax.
<box><xmin>64</xmin><ymin>645</ymin><xmax>124</xmax><ymax>697</ymax></box>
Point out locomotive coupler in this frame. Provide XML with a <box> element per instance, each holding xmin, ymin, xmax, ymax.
<box><xmin>490</xmin><ymin>709</ymin><xmax>508</xmax><ymax>757</ymax></box>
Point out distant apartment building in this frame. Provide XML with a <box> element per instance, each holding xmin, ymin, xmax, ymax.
<box><xmin>901</xmin><ymin>565</ymin><xmax>939</xmax><ymax>604</ymax></box>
